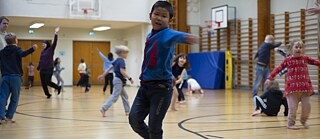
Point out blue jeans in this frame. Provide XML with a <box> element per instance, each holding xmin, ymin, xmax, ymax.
<box><xmin>252</xmin><ymin>65</ymin><xmax>270</xmax><ymax>97</ymax></box>
<box><xmin>0</xmin><ymin>76</ymin><xmax>22</xmax><ymax>119</ymax></box>
<box><xmin>101</xmin><ymin>77</ymin><xmax>130</xmax><ymax>113</ymax></box>
<box><xmin>129</xmin><ymin>80</ymin><xmax>173</xmax><ymax>139</ymax></box>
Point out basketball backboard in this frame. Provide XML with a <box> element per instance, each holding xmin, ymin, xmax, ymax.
<box><xmin>211</xmin><ymin>5</ymin><xmax>228</xmax><ymax>29</ymax></box>
<box><xmin>69</xmin><ymin>0</ymin><xmax>101</xmax><ymax>18</ymax></box>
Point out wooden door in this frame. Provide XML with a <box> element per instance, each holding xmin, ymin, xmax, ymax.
<box><xmin>91</xmin><ymin>42</ymin><xmax>110</xmax><ymax>84</ymax></box>
<box><xmin>18</xmin><ymin>40</ymin><xmax>47</xmax><ymax>86</ymax></box>
<box><xmin>73</xmin><ymin>41</ymin><xmax>110</xmax><ymax>85</ymax></box>
<box><xmin>18</xmin><ymin>40</ymin><xmax>32</xmax><ymax>86</ymax></box>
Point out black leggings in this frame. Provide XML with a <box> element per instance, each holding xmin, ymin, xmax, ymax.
<box><xmin>40</xmin><ymin>68</ymin><xmax>60</xmax><ymax>97</ymax></box>
<box><xmin>103</xmin><ymin>73</ymin><xmax>114</xmax><ymax>94</ymax></box>
<box><xmin>176</xmin><ymin>81</ymin><xmax>186</xmax><ymax>101</ymax></box>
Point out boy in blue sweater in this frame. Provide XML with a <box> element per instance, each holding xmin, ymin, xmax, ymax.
<box><xmin>0</xmin><ymin>33</ymin><xmax>37</xmax><ymax>124</ymax></box>
<box><xmin>128</xmin><ymin>1</ymin><xmax>198</xmax><ymax>139</ymax></box>
<box><xmin>252</xmin><ymin>35</ymin><xmax>282</xmax><ymax>97</ymax></box>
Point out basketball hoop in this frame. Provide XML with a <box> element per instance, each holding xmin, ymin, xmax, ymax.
<box><xmin>205</xmin><ymin>20</ymin><xmax>221</xmax><ymax>35</ymax></box>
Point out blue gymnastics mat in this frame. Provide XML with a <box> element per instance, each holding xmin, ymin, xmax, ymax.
<box><xmin>187</xmin><ymin>52</ymin><xmax>225</xmax><ymax>89</ymax></box>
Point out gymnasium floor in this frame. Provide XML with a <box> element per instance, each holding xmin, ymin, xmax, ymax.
<box><xmin>0</xmin><ymin>86</ymin><xmax>319</xmax><ymax>139</ymax></box>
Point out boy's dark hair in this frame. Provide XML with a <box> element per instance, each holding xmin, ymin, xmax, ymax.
<box><xmin>5</xmin><ymin>33</ymin><xmax>17</xmax><ymax>44</ymax></box>
<box><xmin>80</xmin><ymin>58</ymin><xmax>85</xmax><ymax>63</ymax></box>
<box><xmin>173</xmin><ymin>53</ymin><xmax>191</xmax><ymax>70</ymax></box>
<box><xmin>108</xmin><ymin>52</ymin><xmax>114</xmax><ymax>61</ymax></box>
<box><xmin>151</xmin><ymin>1</ymin><xmax>174</xmax><ymax>19</ymax></box>
<box><xmin>29</xmin><ymin>62</ymin><xmax>33</xmax><ymax>66</ymax></box>
<box><xmin>0</xmin><ymin>16</ymin><xmax>9</xmax><ymax>23</ymax></box>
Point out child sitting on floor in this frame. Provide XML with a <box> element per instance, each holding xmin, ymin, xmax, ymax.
<box><xmin>252</xmin><ymin>80</ymin><xmax>288</xmax><ymax>117</ymax></box>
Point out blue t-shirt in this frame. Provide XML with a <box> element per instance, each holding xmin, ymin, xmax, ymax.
<box><xmin>139</xmin><ymin>27</ymin><xmax>191</xmax><ymax>81</ymax></box>
<box><xmin>112</xmin><ymin>58</ymin><xmax>126</xmax><ymax>82</ymax></box>
<box><xmin>255</xmin><ymin>42</ymin><xmax>282</xmax><ymax>66</ymax></box>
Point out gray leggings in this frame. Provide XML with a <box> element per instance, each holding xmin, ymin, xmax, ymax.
<box><xmin>54</xmin><ymin>74</ymin><xmax>64</xmax><ymax>89</ymax></box>
<box><xmin>101</xmin><ymin>77</ymin><xmax>130</xmax><ymax>113</ymax></box>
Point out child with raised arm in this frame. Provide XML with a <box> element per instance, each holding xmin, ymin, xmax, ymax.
<box><xmin>98</xmin><ymin>45</ymin><xmax>134</xmax><ymax>117</ymax></box>
<box><xmin>266</xmin><ymin>39</ymin><xmax>320</xmax><ymax>130</ymax></box>
<box><xmin>97</xmin><ymin>49</ymin><xmax>114</xmax><ymax>94</ymax></box>
<box><xmin>251</xmin><ymin>80</ymin><xmax>288</xmax><ymax>117</ymax></box>
<box><xmin>0</xmin><ymin>33</ymin><xmax>37</xmax><ymax>123</ymax></box>
<box><xmin>128</xmin><ymin>1</ymin><xmax>198</xmax><ymax>138</ymax></box>
<box><xmin>38</xmin><ymin>27</ymin><xmax>62</xmax><ymax>99</ymax></box>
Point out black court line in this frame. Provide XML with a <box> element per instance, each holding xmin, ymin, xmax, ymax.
<box><xmin>197</xmin><ymin>123</ymin><xmax>320</xmax><ymax>133</ymax></box>
<box><xmin>178</xmin><ymin>114</ymin><xmax>320</xmax><ymax>139</ymax></box>
<box><xmin>16</xmin><ymin>101</ymin><xmax>179</xmax><ymax>124</ymax></box>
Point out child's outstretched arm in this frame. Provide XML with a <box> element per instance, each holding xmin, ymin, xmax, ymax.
<box><xmin>98</xmin><ymin>66</ymin><xmax>113</xmax><ymax>80</ymax></box>
<box><xmin>51</xmin><ymin>27</ymin><xmax>59</xmax><ymax>50</ymax></box>
<box><xmin>172</xmin><ymin>31</ymin><xmax>199</xmax><ymax>45</ymax></box>
<box><xmin>307</xmin><ymin>56</ymin><xmax>320</xmax><ymax>66</ymax></box>
<box><xmin>270</xmin><ymin>42</ymin><xmax>282</xmax><ymax>49</ymax></box>
<box><xmin>183</xmin><ymin>35</ymin><xmax>199</xmax><ymax>44</ymax></box>
<box><xmin>266</xmin><ymin>59</ymin><xmax>287</xmax><ymax>85</ymax></box>
<box><xmin>19</xmin><ymin>44</ymin><xmax>37</xmax><ymax>57</ymax></box>
<box><xmin>97</xmin><ymin>48</ymin><xmax>109</xmax><ymax>62</ymax></box>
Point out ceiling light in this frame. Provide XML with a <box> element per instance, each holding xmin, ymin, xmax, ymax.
<box><xmin>30</xmin><ymin>23</ymin><xmax>45</xmax><ymax>29</ymax></box>
<box><xmin>93</xmin><ymin>26</ymin><xmax>111</xmax><ymax>31</ymax></box>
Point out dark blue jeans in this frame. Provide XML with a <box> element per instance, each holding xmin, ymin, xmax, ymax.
<box><xmin>129</xmin><ymin>80</ymin><xmax>173</xmax><ymax>139</ymax></box>
<box><xmin>0</xmin><ymin>76</ymin><xmax>22</xmax><ymax>119</ymax></box>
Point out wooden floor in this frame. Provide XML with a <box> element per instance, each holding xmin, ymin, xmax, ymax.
<box><xmin>0</xmin><ymin>86</ymin><xmax>319</xmax><ymax>139</ymax></box>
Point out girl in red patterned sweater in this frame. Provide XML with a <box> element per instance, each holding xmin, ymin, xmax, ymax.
<box><xmin>266</xmin><ymin>39</ymin><xmax>320</xmax><ymax>130</ymax></box>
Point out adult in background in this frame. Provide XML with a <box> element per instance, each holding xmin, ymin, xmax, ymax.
<box><xmin>0</xmin><ymin>16</ymin><xmax>9</xmax><ymax>82</ymax></box>
<box><xmin>97</xmin><ymin>49</ymin><xmax>114</xmax><ymax>95</ymax></box>
<box><xmin>252</xmin><ymin>35</ymin><xmax>282</xmax><ymax>97</ymax></box>
<box><xmin>37</xmin><ymin>27</ymin><xmax>62</xmax><ymax>99</ymax></box>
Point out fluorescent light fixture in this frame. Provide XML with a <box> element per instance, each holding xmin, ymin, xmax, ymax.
<box><xmin>93</xmin><ymin>26</ymin><xmax>111</xmax><ymax>31</ymax></box>
<box><xmin>30</xmin><ymin>23</ymin><xmax>45</xmax><ymax>29</ymax></box>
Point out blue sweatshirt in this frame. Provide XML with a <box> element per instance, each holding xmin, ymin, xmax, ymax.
<box><xmin>98</xmin><ymin>51</ymin><xmax>114</xmax><ymax>72</ymax></box>
<box><xmin>0</xmin><ymin>45</ymin><xmax>35</xmax><ymax>76</ymax></box>
<box><xmin>254</xmin><ymin>42</ymin><xmax>282</xmax><ymax>66</ymax></box>
<box><xmin>140</xmin><ymin>27</ymin><xmax>191</xmax><ymax>81</ymax></box>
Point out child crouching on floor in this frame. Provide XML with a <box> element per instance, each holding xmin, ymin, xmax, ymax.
<box><xmin>251</xmin><ymin>80</ymin><xmax>288</xmax><ymax>117</ymax></box>
<box><xmin>187</xmin><ymin>76</ymin><xmax>204</xmax><ymax>94</ymax></box>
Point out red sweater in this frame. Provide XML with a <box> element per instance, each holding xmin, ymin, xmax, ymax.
<box><xmin>268</xmin><ymin>56</ymin><xmax>320</xmax><ymax>96</ymax></box>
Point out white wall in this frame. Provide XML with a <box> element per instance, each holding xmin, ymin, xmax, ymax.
<box><xmin>122</xmin><ymin>24</ymin><xmax>146</xmax><ymax>86</ymax></box>
<box><xmin>7</xmin><ymin>26</ymin><xmax>124</xmax><ymax>86</ymax></box>
<box><xmin>271</xmin><ymin>0</ymin><xmax>316</xmax><ymax>14</ymax></box>
<box><xmin>0</xmin><ymin>0</ymin><xmax>154</xmax><ymax>22</ymax></box>
<box><xmin>194</xmin><ymin>0</ymin><xmax>316</xmax><ymax>27</ymax></box>
<box><xmin>198</xmin><ymin>0</ymin><xmax>257</xmax><ymax>26</ymax></box>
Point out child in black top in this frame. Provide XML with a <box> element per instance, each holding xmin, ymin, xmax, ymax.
<box><xmin>252</xmin><ymin>80</ymin><xmax>288</xmax><ymax>116</ymax></box>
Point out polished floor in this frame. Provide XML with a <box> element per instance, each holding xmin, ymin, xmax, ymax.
<box><xmin>0</xmin><ymin>86</ymin><xmax>319</xmax><ymax>139</ymax></box>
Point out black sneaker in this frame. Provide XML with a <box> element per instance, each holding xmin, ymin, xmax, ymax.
<box><xmin>47</xmin><ymin>94</ymin><xmax>52</xmax><ymax>99</ymax></box>
<box><xmin>57</xmin><ymin>86</ymin><xmax>62</xmax><ymax>95</ymax></box>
